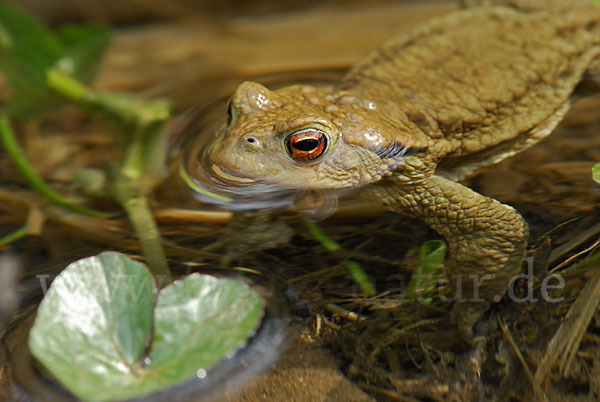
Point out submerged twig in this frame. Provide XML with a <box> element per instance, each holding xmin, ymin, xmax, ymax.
<box><xmin>499</xmin><ymin>320</ymin><xmax>547</xmax><ymax>401</ymax></box>
<box><xmin>548</xmin><ymin>222</ymin><xmax>600</xmax><ymax>267</ymax></box>
<box><xmin>550</xmin><ymin>236</ymin><xmax>600</xmax><ymax>273</ymax></box>
<box><xmin>534</xmin><ymin>267</ymin><xmax>600</xmax><ymax>383</ymax></box>
<box><xmin>325</xmin><ymin>303</ymin><xmax>367</xmax><ymax>322</ymax></box>
<box><xmin>359</xmin><ymin>382</ymin><xmax>427</xmax><ymax>402</ymax></box>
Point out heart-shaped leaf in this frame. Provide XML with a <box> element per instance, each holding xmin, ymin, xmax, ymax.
<box><xmin>29</xmin><ymin>252</ymin><xmax>265</xmax><ymax>401</ymax></box>
<box><xmin>150</xmin><ymin>275</ymin><xmax>266</xmax><ymax>382</ymax></box>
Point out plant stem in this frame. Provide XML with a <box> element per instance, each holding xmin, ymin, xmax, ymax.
<box><xmin>46</xmin><ymin>68</ymin><xmax>172</xmax><ymax>280</ymax></box>
<box><xmin>302</xmin><ymin>218</ymin><xmax>341</xmax><ymax>252</ymax></box>
<box><xmin>121</xmin><ymin>195</ymin><xmax>171</xmax><ymax>282</ymax></box>
<box><xmin>404</xmin><ymin>240</ymin><xmax>446</xmax><ymax>304</ymax></box>
<box><xmin>301</xmin><ymin>218</ymin><xmax>376</xmax><ymax>295</ymax></box>
<box><xmin>0</xmin><ymin>226</ymin><xmax>27</xmax><ymax>247</ymax></box>
<box><xmin>121</xmin><ymin>128</ymin><xmax>146</xmax><ymax>180</ymax></box>
<box><xmin>45</xmin><ymin>69</ymin><xmax>88</xmax><ymax>104</ymax></box>
<box><xmin>0</xmin><ymin>113</ymin><xmax>110</xmax><ymax>218</ymax></box>
<box><xmin>46</xmin><ymin>69</ymin><xmax>170</xmax><ymax>131</ymax></box>
<box><xmin>342</xmin><ymin>260</ymin><xmax>376</xmax><ymax>296</ymax></box>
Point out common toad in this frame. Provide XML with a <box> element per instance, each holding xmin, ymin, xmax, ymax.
<box><xmin>196</xmin><ymin>0</ymin><xmax>600</xmax><ymax>339</ymax></box>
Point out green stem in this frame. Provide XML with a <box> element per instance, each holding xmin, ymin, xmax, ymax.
<box><xmin>46</xmin><ymin>69</ymin><xmax>170</xmax><ymax>131</ymax></box>
<box><xmin>121</xmin><ymin>129</ymin><xmax>146</xmax><ymax>180</ymax></box>
<box><xmin>47</xmin><ymin>69</ymin><xmax>172</xmax><ymax>279</ymax></box>
<box><xmin>121</xmin><ymin>195</ymin><xmax>171</xmax><ymax>282</ymax></box>
<box><xmin>301</xmin><ymin>218</ymin><xmax>376</xmax><ymax>295</ymax></box>
<box><xmin>404</xmin><ymin>240</ymin><xmax>446</xmax><ymax>303</ymax></box>
<box><xmin>45</xmin><ymin>69</ymin><xmax>88</xmax><ymax>104</ymax></box>
<box><xmin>302</xmin><ymin>218</ymin><xmax>341</xmax><ymax>252</ymax></box>
<box><xmin>0</xmin><ymin>226</ymin><xmax>27</xmax><ymax>247</ymax></box>
<box><xmin>343</xmin><ymin>260</ymin><xmax>376</xmax><ymax>296</ymax></box>
<box><xmin>46</xmin><ymin>69</ymin><xmax>122</xmax><ymax>120</ymax></box>
<box><xmin>0</xmin><ymin>113</ymin><xmax>110</xmax><ymax>218</ymax></box>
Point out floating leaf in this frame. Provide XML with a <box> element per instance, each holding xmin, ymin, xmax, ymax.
<box><xmin>150</xmin><ymin>275</ymin><xmax>265</xmax><ymax>383</ymax></box>
<box><xmin>29</xmin><ymin>252</ymin><xmax>155</xmax><ymax>397</ymax></box>
<box><xmin>29</xmin><ymin>252</ymin><xmax>265</xmax><ymax>401</ymax></box>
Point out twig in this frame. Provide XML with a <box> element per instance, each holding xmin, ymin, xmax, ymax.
<box><xmin>325</xmin><ymin>303</ymin><xmax>367</xmax><ymax>322</ymax></box>
<box><xmin>358</xmin><ymin>382</ymin><xmax>421</xmax><ymax>402</ymax></box>
<box><xmin>499</xmin><ymin>320</ymin><xmax>547</xmax><ymax>401</ymax></box>
<box><xmin>550</xmin><ymin>236</ymin><xmax>600</xmax><ymax>273</ymax></box>
<box><xmin>369</xmin><ymin>319</ymin><xmax>442</xmax><ymax>362</ymax></box>
<box><xmin>548</xmin><ymin>222</ymin><xmax>600</xmax><ymax>267</ymax></box>
<box><xmin>534</xmin><ymin>267</ymin><xmax>600</xmax><ymax>383</ymax></box>
<box><xmin>154</xmin><ymin>208</ymin><xmax>231</xmax><ymax>225</ymax></box>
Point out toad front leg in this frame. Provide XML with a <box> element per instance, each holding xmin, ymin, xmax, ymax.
<box><xmin>361</xmin><ymin>173</ymin><xmax>528</xmax><ymax>340</ymax></box>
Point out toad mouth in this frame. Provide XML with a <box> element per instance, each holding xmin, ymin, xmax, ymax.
<box><xmin>210</xmin><ymin>164</ymin><xmax>257</xmax><ymax>186</ymax></box>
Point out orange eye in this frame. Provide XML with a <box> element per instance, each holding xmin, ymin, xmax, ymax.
<box><xmin>285</xmin><ymin>129</ymin><xmax>328</xmax><ymax>161</ymax></box>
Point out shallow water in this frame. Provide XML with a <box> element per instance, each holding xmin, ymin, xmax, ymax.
<box><xmin>3</xmin><ymin>1</ymin><xmax>600</xmax><ymax>400</ymax></box>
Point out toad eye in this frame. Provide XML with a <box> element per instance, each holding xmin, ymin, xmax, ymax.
<box><xmin>285</xmin><ymin>129</ymin><xmax>328</xmax><ymax>161</ymax></box>
<box><xmin>226</xmin><ymin>100</ymin><xmax>233</xmax><ymax>125</ymax></box>
<box><xmin>225</xmin><ymin>100</ymin><xmax>241</xmax><ymax>127</ymax></box>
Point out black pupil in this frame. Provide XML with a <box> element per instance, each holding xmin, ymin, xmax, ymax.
<box><xmin>226</xmin><ymin>102</ymin><xmax>232</xmax><ymax>123</ymax></box>
<box><xmin>295</xmin><ymin>138</ymin><xmax>319</xmax><ymax>151</ymax></box>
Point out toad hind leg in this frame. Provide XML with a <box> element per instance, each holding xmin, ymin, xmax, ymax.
<box><xmin>361</xmin><ymin>174</ymin><xmax>528</xmax><ymax>341</ymax></box>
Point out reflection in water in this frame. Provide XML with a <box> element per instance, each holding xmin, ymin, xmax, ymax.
<box><xmin>0</xmin><ymin>253</ymin><xmax>20</xmax><ymax>329</ymax></box>
<box><xmin>175</xmin><ymin>103</ymin><xmax>351</xmax><ymax>221</ymax></box>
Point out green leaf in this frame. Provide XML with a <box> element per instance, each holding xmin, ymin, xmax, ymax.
<box><xmin>29</xmin><ymin>252</ymin><xmax>155</xmax><ymax>396</ymax></box>
<box><xmin>0</xmin><ymin>2</ymin><xmax>63</xmax><ymax>75</ymax></box>
<box><xmin>29</xmin><ymin>252</ymin><xmax>265</xmax><ymax>401</ymax></box>
<box><xmin>0</xmin><ymin>2</ymin><xmax>62</xmax><ymax>116</ymax></box>
<box><xmin>0</xmin><ymin>40</ymin><xmax>55</xmax><ymax>119</ymax></box>
<box><xmin>3</xmin><ymin>91</ymin><xmax>64</xmax><ymax>120</ymax></box>
<box><xmin>55</xmin><ymin>24</ymin><xmax>110</xmax><ymax>82</ymax></box>
<box><xmin>405</xmin><ymin>240</ymin><xmax>446</xmax><ymax>304</ymax></box>
<box><xmin>150</xmin><ymin>275</ymin><xmax>265</xmax><ymax>383</ymax></box>
<box><xmin>592</xmin><ymin>163</ymin><xmax>600</xmax><ymax>184</ymax></box>
<box><xmin>0</xmin><ymin>2</ymin><xmax>110</xmax><ymax>118</ymax></box>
